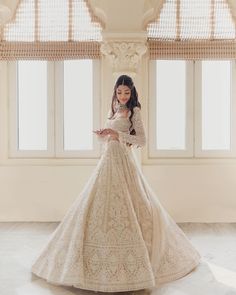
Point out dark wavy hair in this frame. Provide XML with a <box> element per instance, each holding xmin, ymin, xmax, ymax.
<box><xmin>108</xmin><ymin>75</ymin><xmax>141</xmax><ymax>146</ymax></box>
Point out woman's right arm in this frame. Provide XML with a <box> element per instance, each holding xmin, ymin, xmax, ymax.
<box><xmin>95</xmin><ymin>109</ymin><xmax>112</xmax><ymax>143</ymax></box>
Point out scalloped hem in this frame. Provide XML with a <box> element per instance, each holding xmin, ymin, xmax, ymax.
<box><xmin>155</xmin><ymin>255</ymin><xmax>202</xmax><ymax>287</ymax></box>
<box><xmin>31</xmin><ymin>256</ymin><xmax>201</xmax><ymax>292</ymax></box>
<box><xmin>31</xmin><ymin>271</ymin><xmax>156</xmax><ymax>293</ymax></box>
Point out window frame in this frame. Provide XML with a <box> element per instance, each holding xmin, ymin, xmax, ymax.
<box><xmin>54</xmin><ymin>60</ymin><xmax>101</xmax><ymax>158</ymax></box>
<box><xmin>148</xmin><ymin>59</ymin><xmax>194</xmax><ymax>158</ymax></box>
<box><xmin>8</xmin><ymin>59</ymin><xmax>101</xmax><ymax>160</ymax></box>
<box><xmin>194</xmin><ymin>60</ymin><xmax>236</xmax><ymax>158</ymax></box>
<box><xmin>148</xmin><ymin>59</ymin><xmax>236</xmax><ymax>161</ymax></box>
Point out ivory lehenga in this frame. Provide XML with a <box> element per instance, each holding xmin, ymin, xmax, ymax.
<box><xmin>31</xmin><ymin>106</ymin><xmax>201</xmax><ymax>292</ymax></box>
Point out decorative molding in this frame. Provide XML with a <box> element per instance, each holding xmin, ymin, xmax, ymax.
<box><xmin>100</xmin><ymin>41</ymin><xmax>147</xmax><ymax>77</ymax></box>
<box><xmin>0</xmin><ymin>0</ymin><xmax>20</xmax><ymax>26</ymax></box>
<box><xmin>227</xmin><ymin>0</ymin><xmax>236</xmax><ymax>28</ymax></box>
<box><xmin>87</xmin><ymin>0</ymin><xmax>107</xmax><ymax>27</ymax></box>
<box><xmin>142</xmin><ymin>0</ymin><xmax>165</xmax><ymax>29</ymax></box>
<box><xmin>0</xmin><ymin>4</ymin><xmax>11</xmax><ymax>26</ymax></box>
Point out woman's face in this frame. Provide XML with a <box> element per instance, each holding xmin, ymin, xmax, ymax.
<box><xmin>116</xmin><ymin>85</ymin><xmax>131</xmax><ymax>105</ymax></box>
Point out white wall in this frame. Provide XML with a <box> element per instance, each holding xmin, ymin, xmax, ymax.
<box><xmin>0</xmin><ymin>0</ymin><xmax>236</xmax><ymax>222</ymax></box>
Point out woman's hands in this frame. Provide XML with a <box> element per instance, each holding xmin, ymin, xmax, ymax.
<box><xmin>93</xmin><ymin>128</ymin><xmax>119</xmax><ymax>141</ymax></box>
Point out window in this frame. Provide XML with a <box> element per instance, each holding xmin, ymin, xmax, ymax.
<box><xmin>149</xmin><ymin>59</ymin><xmax>236</xmax><ymax>159</ymax></box>
<box><xmin>17</xmin><ymin>60</ymin><xmax>48</xmax><ymax>151</ymax></box>
<box><xmin>201</xmin><ymin>61</ymin><xmax>231</xmax><ymax>150</ymax></box>
<box><xmin>149</xmin><ymin>59</ymin><xmax>193</xmax><ymax>158</ymax></box>
<box><xmin>63</xmin><ymin>60</ymin><xmax>93</xmax><ymax>151</ymax></box>
<box><xmin>8</xmin><ymin>59</ymin><xmax>101</xmax><ymax>159</ymax></box>
<box><xmin>155</xmin><ymin>60</ymin><xmax>186</xmax><ymax>150</ymax></box>
<box><xmin>195</xmin><ymin>60</ymin><xmax>236</xmax><ymax>158</ymax></box>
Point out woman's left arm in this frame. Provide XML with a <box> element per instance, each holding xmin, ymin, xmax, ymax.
<box><xmin>116</xmin><ymin>107</ymin><xmax>146</xmax><ymax>148</ymax></box>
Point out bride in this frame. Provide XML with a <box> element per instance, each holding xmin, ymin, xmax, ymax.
<box><xmin>31</xmin><ymin>74</ymin><xmax>201</xmax><ymax>293</ymax></box>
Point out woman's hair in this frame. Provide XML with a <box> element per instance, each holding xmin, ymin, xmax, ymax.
<box><xmin>108</xmin><ymin>75</ymin><xmax>141</xmax><ymax>144</ymax></box>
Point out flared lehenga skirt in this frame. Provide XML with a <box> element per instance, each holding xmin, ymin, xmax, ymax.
<box><xmin>31</xmin><ymin>140</ymin><xmax>201</xmax><ymax>292</ymax></box>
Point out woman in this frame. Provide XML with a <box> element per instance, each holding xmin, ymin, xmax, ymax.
<box><xmin>31</xmin><ymin>75</ymin><xmax>201</xmax><ymax>293</ymax></box>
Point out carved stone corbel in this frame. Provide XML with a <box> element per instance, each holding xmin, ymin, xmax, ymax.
<box><xmin>100</xmin><ymin>41</ymin><xmax>147</xmax><ymax>77</ymax></box>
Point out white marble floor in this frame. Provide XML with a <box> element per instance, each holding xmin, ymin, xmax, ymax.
<box><xmin>1</xmin><ymin>222</ymin><xmax>236</xmax><ymax>295</ymax></box>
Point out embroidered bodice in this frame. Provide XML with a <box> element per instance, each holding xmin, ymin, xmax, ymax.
<box><xmin>98</xmin><ymin>106</ymin><xmax>146</xmax><ymax>148</ymax></box>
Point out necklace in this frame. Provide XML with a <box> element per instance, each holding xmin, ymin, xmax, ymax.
<box><xmin>117</xmin><ymin>103</ymin><xmax>128</xmax><ymax>111</ymax></box>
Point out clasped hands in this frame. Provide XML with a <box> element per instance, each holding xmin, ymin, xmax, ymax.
<box><xmin>93</xmin><ymin>128</ymin><xmax>119</xmax><ymax>141</ymax></box>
